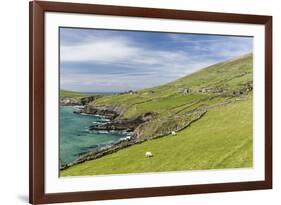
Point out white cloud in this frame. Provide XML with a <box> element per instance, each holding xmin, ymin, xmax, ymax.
<box><xmin>61</xmin><ymin>37</ymin><xmax>138</xmax><ymax>63</ymax></box>
<box><xmin>60</xmin><ymin>35</ymin><xmax>197</xmax><ymax>74</ymax></box>
<box><xmin>60</xmin><ymin>31</ymin><xmax>252</xmax><ymax>92</ymax></box>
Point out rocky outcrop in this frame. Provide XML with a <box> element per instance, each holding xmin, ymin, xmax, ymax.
<box><xmin>89</xmin><ymin>112</ymin><xmax>155</xmax><ymax>131</ymax></box>
<box><xmin>60</xmin><ymin>96</ymin><xmax>98</xmax><ymax>106</ymax></box>
<box><xmin>80</xmin><ymin>96</ymin><xmax>98</xmax><ymax>105</ymax></box>
<box><xmin>81</xmin><ymin>106</ymin><xmax>120</xmax><ymax>120</ymax></box>
<box><xmin>133</xmin><ymin>108</ymin><xmax>207</xmax><ymax>141</ymax></box>
<box><xmin>60</xmin><ymin>97</ymin><xmax>82</xmax><ymax>106</ymax></box>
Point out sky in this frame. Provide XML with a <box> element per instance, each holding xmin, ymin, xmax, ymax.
<box><xmin>60</xmin><ymin>27</ymin><xmax>253</xmax><ymax>93</ymax></box>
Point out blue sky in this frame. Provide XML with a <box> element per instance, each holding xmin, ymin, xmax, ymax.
<box><xmin>60</xmin><ymin>27</ymin><xmax>253</xmax><ymax>92</ymax></box>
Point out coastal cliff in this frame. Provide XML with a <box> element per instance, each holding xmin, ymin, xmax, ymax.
<box><xmin>60</xmin><ymin>96</ymin><xmax>98</xmax><ymax>106</ymax></box>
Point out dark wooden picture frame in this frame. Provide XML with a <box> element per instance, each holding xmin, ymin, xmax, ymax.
<box><xmin>29</xmin><ymin>1</ymin><xmax>272</xmax><ymax>204</ymax></box>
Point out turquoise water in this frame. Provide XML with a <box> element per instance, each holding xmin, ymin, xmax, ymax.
<box><xmin>60</xmin><ymin>106</ymin><xmax>126</xmax><ymax>165</ymax></box>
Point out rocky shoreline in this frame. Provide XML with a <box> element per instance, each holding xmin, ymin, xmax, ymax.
<box><xmin>78</xmin><ymin>106</ymin><xmax>119</xmax><ymax>120</ymax></box>
<box><xmin>61</xmin><ymin>137</ymin><xmax>137</xmax><ymax>170</ymax></box>
<box><xmin>59</xmin><ymin>92</ymin><xmax>212</xmax><ymax>171</ymax></box>
<box><xmin>60</xmin><ymin>99</ymin><xmax>157</xmax><ymax>170</ymax></box>
<box><xmin>60</xmin><ymin>97</ymin><xmax>234</xmax><ymax>170</ymax></box>
<box><xmin>60</xmin><ymin>96</ymin><xmax>99</xmax><ymax>106</ymax></box>
<box><xmin>89</xmin><ymin>112</ymin><xmax>155</xmax><ymax>131</ymax></box>
<box><xmin>60</xmin><ymin>99</ymin><xmax>208</xmax><ymax>170</ymax></box>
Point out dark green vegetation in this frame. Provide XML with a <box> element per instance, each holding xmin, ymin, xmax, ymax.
<box><xmin>61</xmin><ymin>53</ymin><xmax>253</xmax><ymax>176</ymax></box>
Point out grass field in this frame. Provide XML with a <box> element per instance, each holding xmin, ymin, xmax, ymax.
<box><xmin>61</xmin><ymin>97</ymin><xmax>252</xmax><ymax>176</ymax></box>
<box><xmin>60</xmin><ymin>53</ymin><xmax>253</xmax><ymax>176</ymax></box>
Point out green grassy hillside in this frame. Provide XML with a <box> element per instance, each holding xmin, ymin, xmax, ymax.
<box><xmin>61</xmin><ymin>97</ymin><xmax>252</xmax><ymax>176</ymax></box>
<box><xmin>60</xmin><ymin>90</ymin><xmax>88</xmax><ymax>97</ymax></box>
<box><xmin>89</xmin><ymin>53</ymin><xmax>253</xmax><ymax>140</ymax></box>
<box><xmin>61</xmin><ymin>53</ymin><xmax>253</xmax><ymax>176</ymax></box>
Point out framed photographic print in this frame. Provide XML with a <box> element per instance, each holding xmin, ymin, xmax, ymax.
<box><xmin>29</xmin><ymin>1</ymin><xmax>272</xmax><ymax>204</ymax></box>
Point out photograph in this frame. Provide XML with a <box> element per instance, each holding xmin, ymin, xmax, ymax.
<box><xmin>29</xmin><ymin>1</ymin><xmax>272</xmax><ymax>203</ymax></box>
<box><xmin>59</xmin><ymin>27</ymin><xmax>254</xmax><ymax>177</ymax></box>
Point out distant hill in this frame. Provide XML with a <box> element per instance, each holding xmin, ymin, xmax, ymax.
<box><xmin>60</xmin><ymin>90</ymin><xmax>88</xmax><ymax>97</ymax></box>
<box><xmin>61</xmin><ymin>53</ymin><xmax>253</xmax><ymax>176</ymax></box>
<box><xmin>88</xmin><ymin>53</ymin><xmax>252</xmax><ymax>139</ymax></box>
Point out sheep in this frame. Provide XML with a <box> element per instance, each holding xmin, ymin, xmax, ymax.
<box><xmin>145</xmin><ymin>151</ymin><xmax>153</xmax><ymax>158</ymax></box>
<box><xmin>171</xmin><ymin>131</ymin><xmax>177</xmax><ymax>136</ymax></box>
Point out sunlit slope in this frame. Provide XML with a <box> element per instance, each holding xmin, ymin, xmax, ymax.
<box><xmin>61</xmin><ymin>54</ymin><xmax>253</xmax><ymax>176</ymax></box>
<box><xmin>61</xmin><ymin>96</ymin><xmax>252</xmax><ymax>176</ymax></box>
<box><xmin>92</xmin><ymin>54</ymin><xmax>252</xmax><ymax>117</ymax></box>
<box><xmin>87</xmin><ymin>54</ymin><xmax>253</xmax><ymax>141</ymax></box>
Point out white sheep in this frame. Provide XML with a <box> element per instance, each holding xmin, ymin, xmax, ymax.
<box><xmin>171</xmin><ymin>131</ymin><xmax>177</xmax><ymax>136</ymax></box>
<box><xmin>145</xmin><ymin>151</ymin><xmax>153</xmax><ymax>157</ymax></box>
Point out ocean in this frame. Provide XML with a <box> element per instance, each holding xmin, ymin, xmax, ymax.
<box><xmin>59</xmin><ymin>106</ymin><xmax>126</xmax><ymax>165</ymax></box>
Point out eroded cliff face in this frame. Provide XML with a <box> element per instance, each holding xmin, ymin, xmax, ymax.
<box><xmin>81</xmin><ymin>105</ymin><xmax>120</xmax><ymax>119</ymax></box>
<box><xmin>89</xmin><ymin>112</ymin><xmax>155</xmax><ymax>132</ymax></box>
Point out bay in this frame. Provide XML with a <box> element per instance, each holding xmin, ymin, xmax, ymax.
<box><xmin>59</xmin><ymin>106</ymin><xmax>126</xmax><ymax>165</ymax></box>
